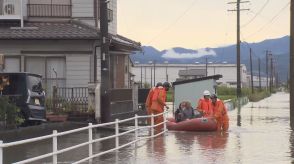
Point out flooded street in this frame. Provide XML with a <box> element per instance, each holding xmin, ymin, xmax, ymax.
<box><xmin>3</xmin><ymin>92</ymin><xmax>293</xmax><ymax>163</ymax></box>
<box><xmin>114</xmin><ymin>92</ymin><xmax>292</xmax><ymax>164</ymax></box>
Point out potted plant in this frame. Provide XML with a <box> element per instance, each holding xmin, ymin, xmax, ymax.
<box><xmin>46</xmin><ymin>97</ymin><xmax>70</xmax><ymax>122</ymax></box>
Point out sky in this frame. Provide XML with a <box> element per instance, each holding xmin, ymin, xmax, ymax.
<box><xmin>117</xmin><ymin>0</ymin><xmax>290</xmax><ymax>50</ymax></box>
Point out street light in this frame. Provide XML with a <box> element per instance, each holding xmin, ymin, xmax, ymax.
<box><xmin>134</xmin><ymin>61</ymin><xmax>142</xmax><ymax>88</ymax></box>
<box><xmin>164</xmin><ymin>61</ymin><xmax>169</xmax><ymax>81</ymax></box>
<box><xmin>148</xmin><ymin>61</ymin><xmax>153</xmax><ymax>87</ymax></box>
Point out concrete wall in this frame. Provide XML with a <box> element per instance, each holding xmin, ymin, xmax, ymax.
<box><xmin>174</xmin><ymin>79</ymin><xmax>215</xmax><ymax>109</ymax></box>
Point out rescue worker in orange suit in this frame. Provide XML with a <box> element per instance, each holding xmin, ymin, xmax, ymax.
<box><xmin>145</xmin><ymin>82</ymin><xmax>162</xmax><ymax>124</ymax></box>
<box><xmin>197</xmin><ymin>90</ymin><xmax>213</xmax><ymax>117</ymax></box>
<box><xmin>210</xmin><ymin>94</ymin><xmax>229</xmax><ymax>131</ymax></box>
<box><xmin>150</xmin><ymin>82</ymin><xmax>170</xmax><ymax>133</ymax></box>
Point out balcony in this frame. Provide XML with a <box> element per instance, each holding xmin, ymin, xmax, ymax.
<box><xmin>27</xmin><ymin>3</ymin><xmax>71</xmax><ymax>18</ymax></box>
<box><xmin>0</xmin><ymin>0</ymin><xmax>22</xmax><ymax>20</ymax></box>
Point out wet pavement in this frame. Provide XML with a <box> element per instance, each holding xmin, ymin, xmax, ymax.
<box><xmin>3</xmin><ymin>92</ymin><xmax>293</xmax><ymax>164</ymax></box>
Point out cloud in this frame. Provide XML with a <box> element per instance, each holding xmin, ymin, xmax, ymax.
<box><xmin>162</xmin><ymin>48</ymin><xmax>217</xmax><ymax>59</ymax></box>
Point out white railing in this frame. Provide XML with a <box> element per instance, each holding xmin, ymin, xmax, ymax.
<box><xmin>0</xmin><ymin>110</ymin><xmax>169</xmax><ymax>164</ymax></box>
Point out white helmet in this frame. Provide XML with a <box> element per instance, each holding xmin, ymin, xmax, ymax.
<box><xmin>203</xmin><ymin>90</ymin><xmax>211</xmax><ymax>96</ymax></box>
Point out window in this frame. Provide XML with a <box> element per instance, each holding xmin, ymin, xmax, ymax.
<box><xmin>25</xmin><ymin>57</ymin><xmax>65</xmax><ymax>96</ymax></box>
<box><xmin>4</xmin><ymin>57</ymin><xmax>20</xmax><ymax>72</ymax></box>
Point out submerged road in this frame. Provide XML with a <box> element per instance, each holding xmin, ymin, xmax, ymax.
<box><xmin>3</xmin><ymin>92</ymin><xmax>293</xmax><ymax>163</ymax></box>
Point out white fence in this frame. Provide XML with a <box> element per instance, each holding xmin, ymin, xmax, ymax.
<box><xmin>0</xmin><ymin>110</ymin><xmax>169</xmax><ymax>164</ymax></box>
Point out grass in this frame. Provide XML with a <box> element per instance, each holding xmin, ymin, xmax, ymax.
<box><xmin>217</xmin><ymin>86</ymin><xmax>271</xmax><ymax>102</ymax></box>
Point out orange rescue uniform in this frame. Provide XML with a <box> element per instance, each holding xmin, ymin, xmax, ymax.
<box><xmin>197</xmin><ymin>98</ymin><xmax>213</xmax><ymax>117</ymax></box>
<box><xmin>211</xmin><ymin>99</ymin><xmax>229</xmax><ymax>131</ymax></box>
<box><xmin>150</xmin><ymin>86</ymin><xmax>166</xmax><ymax>132</ymax></box>
<box><xmin>145</xmin><ymin>87</ymin><xmax>156</xmax><ymax>124</ymax></box>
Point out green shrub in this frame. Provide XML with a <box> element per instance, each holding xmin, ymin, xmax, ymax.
<box><xmin>0</xmin><ymin>96</ymin><xmax>24</xmax><ymax>129</ymax></box>
<box><xmin>217</xmin><ymin>86</ymin><xmax>271</xmax><ymax>102</ymax></box>
<box><xmin>166</xmin><ymin>89</ymin><xmax>173</xmax><ymax>102</ymax></box>
<box><xmin>247</xmin><ymin>90</ymin><xmax>270</xmax><ymax>102</ymax></box>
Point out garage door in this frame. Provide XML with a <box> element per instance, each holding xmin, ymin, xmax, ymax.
<box><xmin>4</xmin><ymin>58</ymin><xmax>20</xmax><ymax>72</ymax></box>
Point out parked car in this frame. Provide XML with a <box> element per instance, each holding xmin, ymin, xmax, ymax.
<box><xmin>0</xmin><ymin>72</ymin><xmax>46</xmax><ymax>124</ymax></box>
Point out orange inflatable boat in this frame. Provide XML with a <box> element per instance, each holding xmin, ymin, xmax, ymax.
<box><xmin>167</xmin><ymin>117</ymin><xmax>217</xmax><ymax>131</ymax></box>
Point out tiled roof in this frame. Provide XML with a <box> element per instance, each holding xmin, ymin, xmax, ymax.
<box><xmin>110</xmin><ymin>34</ymin><xmax>141</xmax><ymax>51</ymax></box>
<box><xmin>0</xmin><ymin>21</ymin><xmax>99</xmax><ymax>40</ymax></box>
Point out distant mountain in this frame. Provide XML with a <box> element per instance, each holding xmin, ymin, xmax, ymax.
<box><xmin>130</xmin><ymin>36</ymin><xmax>290</xmax><ymax>82</ymax></box>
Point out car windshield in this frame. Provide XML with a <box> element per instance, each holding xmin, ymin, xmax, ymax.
<box><xmin>27</xmin><ymin>75</ymin><xmax>43</xmax><ymax>93</ymax></box>
<box><xmin>0</xmin><ymin>74</ymin><xmax>26</xmax><ymax>96</ymax></box>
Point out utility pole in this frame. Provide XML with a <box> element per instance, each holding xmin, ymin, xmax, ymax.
<box><xmin>205</xmin><ymin>57</ymin><xmax>208</xmax><ymax>76</ymax></box>
<box><xmin>228</xmin><ymin>0</ymin><xmax>249</xmax><ymax>127</ymax></box>
<box><xmin>258</xmin><ymin>58</ymin><xmax>261</xmax><ymax>91</ymax></box>
<box><xmin>150</xmin><ymin>66</ymin><xmax>152</xmax><ymax>87</ymax></box>
<box><xmin>164</xmin><ymin>61</ymin><xmax>169</xmax><ymax>82</ymax></box>
<box><xmin>228</xmin><ymin>0</ymin><xmax>249</xmax><ymax>98</ymax></box>
<box><xmin>153</xmin><ymin>60</ymin><xmax>156</xmax><ymax>86</ymax></box>
<box><xmin>290</xmin><ymin>3</ymin><xmax>293</xmax><ymax>102</ymax></box>
<box><xmin>266</xmin><ymin>50</ymin><xmax>269</xmax><ymax>90</ymax></box>
<box><xmin>140</xmin><ymin>65</ymin><xmax>143</xmax><ymax>88</ymax></box>
<box><xmin>270</xmin><ymin>54</ymin><xmax>273</xmax><ymax>93</ymax></box>
<box><xmin>250</xmin><ymin>48</ymin><xmax>254</xmax><ymax>93</ymax></box>
<box><xmin>100</xmin><ymin>0</ymin><xmax>110</xmax><ymax>123</ymax></box>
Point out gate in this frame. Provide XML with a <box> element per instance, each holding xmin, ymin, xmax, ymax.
<box><xmin>47</xmin><ymin>86</ymin><xmax>88</xmax><ymax>113</ymax></box>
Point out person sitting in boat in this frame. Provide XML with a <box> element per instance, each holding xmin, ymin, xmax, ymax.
<box><xmin>197</xmin><ymin>90</ymin><xmax>213</xmax><ymax>117</ymax></box>
<box><xmin>175</xmin><ymin>101</ymin><xmax>199</xmax><ymax>122</ymax></box>
<box><xmin>210</xmin><ymin>94</ymin><xmax>229</xmax><ymax>131</ymax></box>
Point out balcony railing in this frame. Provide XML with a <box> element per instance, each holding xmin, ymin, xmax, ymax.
<box><xmin>27</xmin><ymin>4</ymin><xmax>71</xmax><ymax>18</ymax></box>
<box><xmin>0</xmin><ymin>0</ymin><xmax>21</xmax><ymax>18</ymax></box>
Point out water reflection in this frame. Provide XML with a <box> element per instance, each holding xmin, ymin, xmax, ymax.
<box><xmin>174</xmin><ymin>132</ymin><xmax>195</xmax><ymax>152</ymax></box>
<box><xmin>289</xmin><ymin>131</ymin><xmax>294</xmax><ymax>163</ymax></box>
<box><xmin>195</xmin><ymin>132</ymin><xmax>228</xmax><ymax>150</ymax></box>
<box><xmin>237</xmin><ymin>101</ymin><xmax>242</xmax><ymax>126</ymax></box>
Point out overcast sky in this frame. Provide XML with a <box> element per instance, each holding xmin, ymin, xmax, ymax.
<box><xmin>117</xmin><ymin>0</ymin><xmax>290</xmax><ymax>50</ymax></box>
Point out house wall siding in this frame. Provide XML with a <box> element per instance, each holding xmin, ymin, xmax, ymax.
<box><xmin>0</xmin><ymin>40</ymin><xmax>96</xmax><ymax>88</ymax></box>
<box><xmin>66</xmin><ymin>55</ymin><xmax>91</xmax><ymax>87</ymax></box>
<box><xmin>72</xmin><ymin>0</ymin><xmax>94</xmax><ymax>18</ymax></box>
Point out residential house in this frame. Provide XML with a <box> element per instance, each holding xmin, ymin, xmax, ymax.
<box><xmin>0</xmin><ymin>0</ymin><xmax>141</xmax><ymax>96</ymax></box>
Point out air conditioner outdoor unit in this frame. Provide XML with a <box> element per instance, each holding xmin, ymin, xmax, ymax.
<box><xmin>3</xmin><ymin>3</ymin><xmax>15</xmax><ymax>15</ymax></box>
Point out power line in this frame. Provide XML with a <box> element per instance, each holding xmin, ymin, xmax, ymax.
<box><xmin>244</xmin><ymin>1</ymin><xmax>290</xmax><ymax>39</ymax></box>
<box><xmin>241</xmin><ymin>0</ymin><xmax>270</xmax><ymax>28</ymax></box>
<box><xmin>146</xmin><ymin>0</ymin><xmax>198</xmax><ymax>45</ymax></box>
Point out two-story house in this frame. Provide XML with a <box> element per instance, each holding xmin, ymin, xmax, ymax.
<box><xmin>0</xmin><ymin>0</ymin><xmax>141</xmax><ymax>95</ymax></box>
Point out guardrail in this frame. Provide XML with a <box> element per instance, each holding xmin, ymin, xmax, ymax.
<box><xmin>0</xmin><ymin>110</ymin><xmax>169</xmax><ymax>164</ymax></box>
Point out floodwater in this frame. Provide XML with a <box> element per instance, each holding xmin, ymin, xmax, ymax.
<box><xmin>3</xmin><ymin>92</ymin><xmax>293</xmax><ymax>163</ymax></box>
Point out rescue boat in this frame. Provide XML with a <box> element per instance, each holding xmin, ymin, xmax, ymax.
<box><xmin>167</xmin><ymin>117</ymin><xmax>217</xmax><ymax>131</ymax></box>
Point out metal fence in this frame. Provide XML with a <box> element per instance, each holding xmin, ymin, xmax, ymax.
<box><xmin>109</xmin><ymin>89</ymin><xmax>133</xmax><ymax>119</ymax></box>
<box><xmin>48</xmin><ymin>87</ymin><xmax>88</xmax><ymax>113</ymax></box>
<box><xmin>0</xmin><ymin>110</ymin><xmax>169</xmax><ymax>164</ymax></box>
